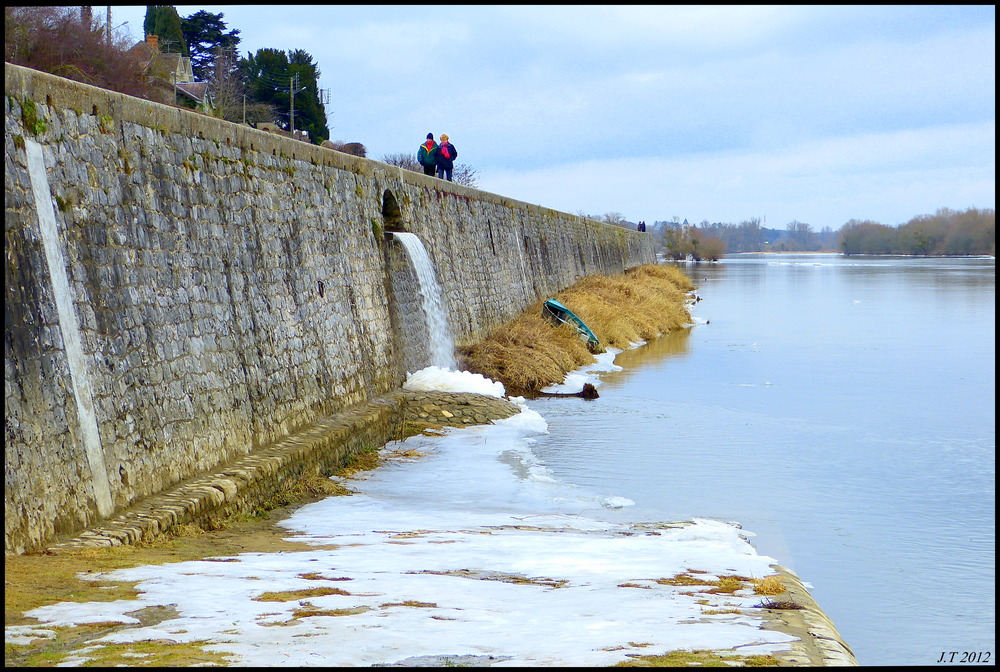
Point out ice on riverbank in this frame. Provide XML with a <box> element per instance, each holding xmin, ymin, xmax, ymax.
<box><xmin>10</xmin><ymin>366</ymin><xmax>797</xmax><ymax>666</ymax></box>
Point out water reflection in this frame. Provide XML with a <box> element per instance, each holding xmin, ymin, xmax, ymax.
<box><xmin>603</xmin><ymin>326</ymin><xmax>692</xmax><ymax>384</ymax></box>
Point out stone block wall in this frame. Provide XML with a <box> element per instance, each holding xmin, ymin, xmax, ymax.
<box><xmin>4</xmin><ymin>63</ymin><xmax>655</xmax><ymax>554</ymax></box>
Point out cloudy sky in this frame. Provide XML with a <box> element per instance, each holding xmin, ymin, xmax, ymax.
<box><xmin>111</xmin><ymin>5</ymin><xmax>994</xmax><ymax>230</ymax></box>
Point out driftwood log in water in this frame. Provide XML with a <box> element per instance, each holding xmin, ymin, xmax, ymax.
<box><xmin>535</xmin><ymin>383</ymin><xmax>599</xmax><ymax>400</ymax></box>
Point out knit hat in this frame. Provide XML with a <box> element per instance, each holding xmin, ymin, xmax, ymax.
<box><xmin>426</xmin><ymin>133</ymin><xmax>434</xmax><ymax>139</ymax></box>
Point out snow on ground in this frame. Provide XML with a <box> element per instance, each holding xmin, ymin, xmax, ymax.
<box><xmin>9</xmin><ymin>364</ymin><xmax>797</xmax><ymax>666</ymax></box>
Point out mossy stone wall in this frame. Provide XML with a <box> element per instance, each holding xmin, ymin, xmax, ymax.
<box><xmin>4</xmin><ymin>63</ymin><xmax>655</xmax><ymax>554</ymax></box>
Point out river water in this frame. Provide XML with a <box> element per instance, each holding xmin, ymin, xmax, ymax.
<box><xmin>528</xmin><ymin>254</ymin><xmax>995</xmax><ymax>666</ymax></box>
<box><xmin>12</xmin><ymin>254</ymin><xmax>992</xmax><ymax>666</ymax></box>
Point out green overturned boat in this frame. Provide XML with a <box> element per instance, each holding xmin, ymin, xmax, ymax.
<box><xmin>543</xmin><ymin>298</ymin><xmax>601</xmax><ymax>351</ymax></box>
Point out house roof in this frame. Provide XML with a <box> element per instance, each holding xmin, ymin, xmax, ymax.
<box><xmin>129</xmin><ymin>34</ymin><xmax>195</xmax><ymax>84</ymax></box>
<box><xmin>175</xmin><ymin>81</ymin><xmax>209</xmax><ymax>104</ymax></box>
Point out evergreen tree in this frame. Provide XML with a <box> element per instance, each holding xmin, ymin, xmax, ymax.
<box><xmin>181</xmin><ymin>10</ymin><xmax>240</xmax><ymax>81</ymax></box>
<box><xmin>143</xmin><ymin>5</ymin><xmax>188</xmax><ymax>54</ymax></box>
<box><xmin>288</xmin><ymin>49</ymin><xmax>328</xmax><ymax>143</ymax></box>
<box><xmin>240</xmin><ymin>47</ymin><xmax>328</xmax><ymax>143</ymax></box>
<box><xmin>241</xmin><ymin>47</ymin><xmax>291</xmax><ymax>118</ymax></box>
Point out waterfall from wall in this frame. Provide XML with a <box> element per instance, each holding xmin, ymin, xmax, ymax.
<box><xmin>391</xmin><ymin>232</ymin><xmax>458</xmax><ymax>371</ymax></box>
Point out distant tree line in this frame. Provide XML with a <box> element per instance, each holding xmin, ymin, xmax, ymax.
<box><xmin>640</xmin><ymin>208</ymin><xmax>993</xmax><ymax>259</ymax></box>
<box><xmin>838</xmin><ymin>208</ymin><xmax>994</xmax><ymax>256</ymax></box>
<box><xmin>524</xmin><ymin>204</ymin><xmax>992</xmax><ymax>259</ymax></box>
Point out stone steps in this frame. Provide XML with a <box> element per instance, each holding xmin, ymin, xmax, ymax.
<box><xmin>45</xmin><ymin>390</ymin><xmax>520</xmax><ymax>553</ymax></box>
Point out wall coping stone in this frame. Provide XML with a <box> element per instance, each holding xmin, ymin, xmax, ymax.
<box><xmin>5</xmin><ymin>62</ymin><xmax>606</xmax><ymax>227</ymax></box>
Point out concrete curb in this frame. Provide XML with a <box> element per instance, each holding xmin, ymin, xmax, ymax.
<box><xmin>761</xmin><ymin>564</ymin><xmax>859</xmax><ymax>666</ymax></box>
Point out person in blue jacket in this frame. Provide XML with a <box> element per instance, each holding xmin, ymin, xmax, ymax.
<box><xmin>435</xmin><ymin>133</ymin><xmax>458</xmax><ymax>181</ymax></box>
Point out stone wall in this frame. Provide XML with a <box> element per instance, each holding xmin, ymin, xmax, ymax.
<box><xmin>4</xmin><ymin>63</ymin><xmax>655</xmax><ymax>554</ymax></box>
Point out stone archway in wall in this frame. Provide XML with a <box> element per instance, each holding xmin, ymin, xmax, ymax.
<box><xmin>381</xmin><ymin>189</ymin><xmax>404</xmax><ymax>234</ymax></box>
<box><xmin>380</xmin><ymin>188</ymin><xmax>427</xmax><ymax>378</ymax></box>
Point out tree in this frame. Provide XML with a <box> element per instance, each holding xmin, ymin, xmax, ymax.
<box><xmin>240</xmin><ymin>47</ymin><xmax>328</xmax><ymax>143</ymax></box>
<box><xmin>378</xmin><ymin>153</ymin><xmax>480</xmax><ymax>188</ymax></box>
<box><xmin>659</xmin><ymin>221</ymin><xmax>692</xmax><ymax>260</ymax></box>
<box><xmin>242</xmin><ymin>48</ymin><xmax>297</xmax><ymax>131</ymax></box>
<box><xmin>379</xmin><ymin>152</ymin><xmax>421</xmax><ymax>172</ymax></box>
<box><xmin>208</xmin><ymin>46</ymin><xmax>247</xmax><ymax>123</ymax></box>
<box><xmin>786</xmin><ymin>220</ymin><xmax>818</xmax><ymax>251</ymax></box>
<box><xmin>700</xmin><ymin>236</ymin><xmax>726</xmax><ymax>261</ymax></box>
<box><xmin>836</xmin><ymin>208</ymin><xmax>993</xmax><ymax>256</ymax></box>
<box><xmin>143</xmin><ymin>6</ymin><xmax>187</xmax><ymax>55</ymax></box>
<box><xmin>180</xmin><ymin>10</ymin><xmax>240</xmax><ymax>81</ymax></box>
<box><xmin>601</xmin><ymin>212</ymin><xmax>629</xmax><ymax>229</ymax></box>
<box><xmin>453</xmin><ymin>164</ymin><xmax>479</xmax><ymax>188</ymax></box>
<box><xmin>838</xmin><ymin>220</ymin><xmax>895</xmax><ymax>255</ymax></box>
<box><xmin>287</xmin><ymin>49</ymin><xmax>328</xmax><ymax>143</ymax></box>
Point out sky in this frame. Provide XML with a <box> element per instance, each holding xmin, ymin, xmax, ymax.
<box><xmin>7</xmin><ymin>364</ymin><xmax>808</xmax><ymax>666</ymax></box>
<box><xmin>109</xmin><ymin>5</ymin><xmax>994</xmax><ymax>230</ymax></box>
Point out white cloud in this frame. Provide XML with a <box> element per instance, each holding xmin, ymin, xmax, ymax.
<box><xmin>482</xmin><ymin>121</ymin><xmax>995</xmax><ymax>227</ymax></box>
<box><xmin>110</xmin><ymin>5</ymin><xmax>994</xmax><ymax>227</ymax></box>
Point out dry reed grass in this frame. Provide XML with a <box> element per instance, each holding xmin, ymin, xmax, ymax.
<box><xmin>711</xmin><ymin>575</ymin><xmax>745</xmax><ymax>594</ymax></box>
<box><xmin>458</xmin><ymin>264</ymin><xmax>694</xmax><ymax>396</ymax></box>
<box><xmin>752</xmin><ymin>574</ymin><xmax>786</xmax><ymax>596</ymax></box>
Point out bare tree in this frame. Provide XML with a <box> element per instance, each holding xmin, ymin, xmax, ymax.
<box><xmin>601</xmin><ymin>212</ymin><xmax>629</xmax><ymax>229</ymax></box>
<box><xmin>379</xmin><ymin>152</ymin><xmax>421</xmax><ymax>172</ymax></box>
<box><xmin>786</xmin><ymin>220</ymin><xmax>818</xmax><ymax>251</ymax></box>
<box><xmin>208</xmin><ymin>47</ymin><xmax>245</xmax><ymax>123</ymax></box>
<box><xmin>5</xmin><ymin>6</ymin><xmax>153</xmax><ymax>99</ymax></box>
<box><xmin>452</xmin><ymin>163</ymin><xmax>479</xmax><ymax>188</ymax></box>
<box><xmin>378</xmin><ymin>152</ymin><xmax>479</xmax><ymax>187</ymax></box>
<box><xmin>323</xmin><ymin>140</ymin><xmax>367</xmax><ymax>157</ymax></box>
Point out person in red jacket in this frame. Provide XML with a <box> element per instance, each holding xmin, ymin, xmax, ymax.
<box><xmin>417</xmin><ymin>133</ymin><xmax>438</xmax><ymax>176</ymax></box>
<box><xmin>435</xmin><ymin>133</ymin><xmax>458</xmax><ymax>181</ymax></box>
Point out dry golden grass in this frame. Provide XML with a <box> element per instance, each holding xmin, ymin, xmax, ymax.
<box><xmin>655</xmin><ymin>573</ymin><xmax>717</xmax><ymax>587</ymax></box>
<box><xmin>752</xmin><ymin>575</ymin><xmax>786</xmax><ymax>596</ymax></box>
<box><xmin>615</xmin><ymin>649</ymin><xmax>781</xmax><ymax>667</ymax></box>
<box><xmin>254</xmin><ymin>587</ymin><xmax>352</xmax><ymax>602</ymax></box>
<box><xmin>559</xmin><ymin>264</ymin><xmax>694</xmax><ymax>350</ymax></box>
<box><xmin>459</xmin><ymin>264</ymin><xmax>694</xmax><ymax>396</ymax></box>
<box><xmin>292</xmin><ymin>606</ymin><xmax>371</xmax><ymax>618</ymax></box>
<box><xmin>332</xmin><ymin>448</ymin><xmax>383</xmax><ymax>479</ymax></box>
<box><xmin>710</xmin><ymin>575</ymin><xmax>745</xmax><ymax>594</ymax></box>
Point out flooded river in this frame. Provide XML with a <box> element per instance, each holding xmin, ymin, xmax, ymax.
<box><xmin>529</xmin><ymin>254</ymin><xmax>995</xmax><ymax>666</ymax></box>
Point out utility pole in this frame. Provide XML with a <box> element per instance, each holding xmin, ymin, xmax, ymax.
<box><xmin>289</xmin><ymin>73</ymin><xmax>296</xmax><ymax>134</ymax></box>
